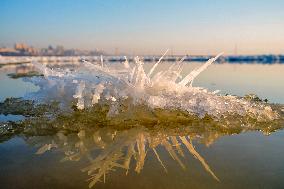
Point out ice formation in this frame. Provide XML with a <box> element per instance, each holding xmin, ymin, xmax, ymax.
<box><xmin>29</xmin><ymin>52</ymin><xmax>278</xmax><ymax>120</ymax></box>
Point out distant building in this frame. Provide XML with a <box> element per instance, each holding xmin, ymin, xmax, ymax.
<box><xmin>14</xmin><ymin>43</ymin><xmax>29</xmax><ymax>51</ymax></box>
<box><xmin>55</xmin><ymin>46</ymin><xmax>64</xmax><ymax>56</ymax></box>
<box><xmin>13</xmin><ymin>43</ymin><xmax>38</xmax><ymax>56</ymax></box>
<box><xmin>0</xmin><ymin>47</ymin><xmax>19</xmax><ymax>56</ymax></box>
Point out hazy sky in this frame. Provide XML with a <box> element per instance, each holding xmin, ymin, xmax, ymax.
<box><xmin>1</xmin><ymin>0</ymin><xmax>284</xmax><ymax>55</ymax></box>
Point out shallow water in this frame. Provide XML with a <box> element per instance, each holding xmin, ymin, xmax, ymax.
<box><xmin>0</xmin><ymin>65</ymin><xmax>39</xmax><ymax>102</ymax></box>
<box><xmin>0</xmin><ymin>61</ymin><xmax>284</xmax><ymax>189</ymax></box>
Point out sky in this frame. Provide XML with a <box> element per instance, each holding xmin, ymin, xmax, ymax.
<box><xmin>0</xmin><ymin>0</ymin><xmax>284</xmax><ymax>55</ymax></box>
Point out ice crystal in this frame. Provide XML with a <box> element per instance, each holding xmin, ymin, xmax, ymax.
<box><xmin>29</xmin><ymin>52</ymin><xmax>278</xmax><ymax>120</ymax></box>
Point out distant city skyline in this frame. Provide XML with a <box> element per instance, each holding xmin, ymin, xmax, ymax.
<box><xmin>1</xmin><ymin>0</ymin><xmax>284</xmax><ymax>55</ymax></box>
<box><xmin>0</xmin><ymin>43</ymin><xmax>105</xmax><ymax>56</ymax></box>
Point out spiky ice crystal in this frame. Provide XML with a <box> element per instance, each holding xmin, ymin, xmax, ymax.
<box><xmin>29</xmin><ymin>52</ymin><xmax>277</xmax><ymax>121</ymax></box>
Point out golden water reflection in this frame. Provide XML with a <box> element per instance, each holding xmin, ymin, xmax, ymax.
<box><xmin>30</xmin><ymin>124</ymin><xmax>259</xmax><ymax>188</ymax></box>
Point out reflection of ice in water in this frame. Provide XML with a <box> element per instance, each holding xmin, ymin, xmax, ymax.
<box><xmin>19</xmin><ymin>101</ymin><xmax>282</xmax><ymax>188</ymax></box>
<box><xmin>29</xmin><ymin>52</ymin><xmax>278</xmax><ymax>120</ymax></box>
<box><xmin>34</xmin><ymin>127</ymin><xmax>220</xmax><ymax>188</ymax></box>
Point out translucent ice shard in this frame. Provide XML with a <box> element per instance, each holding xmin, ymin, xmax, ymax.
<box><xmin>29</xmin><ymin>53</ymin><xmax>279</xmax><ymax>121</ymax></box>
<box><xmin>179</xmin><ymin>53</ymin><xmax>223</xmax><ymax>86</ymax></box>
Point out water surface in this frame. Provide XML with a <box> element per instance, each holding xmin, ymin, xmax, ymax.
<box><xmin>0</xmin><ymin>61</ymin><xmax>284</xmax><ymax>189</ymax></box>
